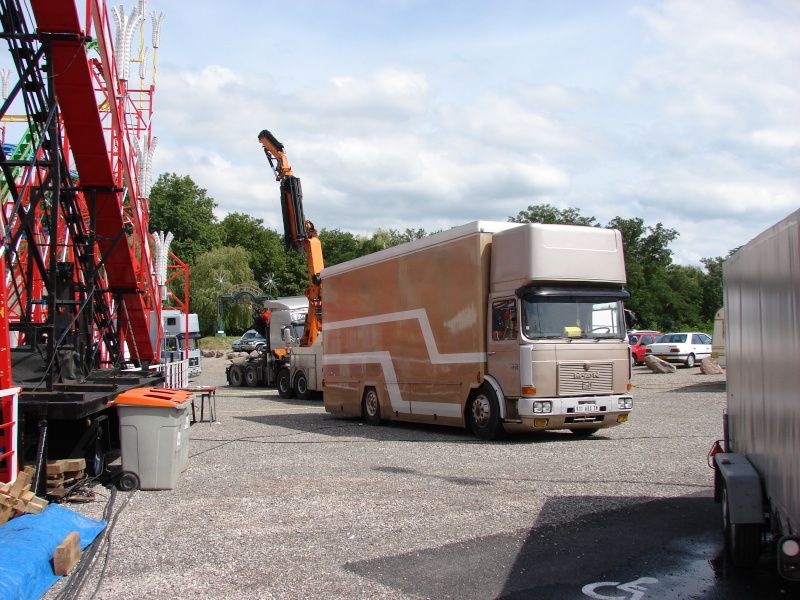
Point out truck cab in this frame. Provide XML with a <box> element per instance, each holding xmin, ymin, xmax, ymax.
<box><xmin>159</xmin><ymin>310</ymin><xmax>202</xmax><ymax>377</ymax></box>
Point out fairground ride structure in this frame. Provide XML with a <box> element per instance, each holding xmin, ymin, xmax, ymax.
<box><xmin>0</xmin><ymin>0</ymin><xmax>178</xmax><ymax>492</ymax></box>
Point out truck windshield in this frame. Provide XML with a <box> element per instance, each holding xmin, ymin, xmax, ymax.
<box><xmin>521</xmin><ymin>294</ymin><xmax>626</xmax><ymax>340</ymax></box>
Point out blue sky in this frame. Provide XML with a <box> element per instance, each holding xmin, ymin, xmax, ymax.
<box><xmin>6</xmin><ymin>0</ymin><xmax>800</xmax><ymax>266</ymax></box>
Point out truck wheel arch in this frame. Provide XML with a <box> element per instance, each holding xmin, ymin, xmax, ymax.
<box><xmin>479</xmin><ymin>375</ymin><xmax>507</xmax><ymax>420</ymax></box>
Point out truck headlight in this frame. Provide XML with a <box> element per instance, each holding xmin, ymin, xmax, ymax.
<box><xmin>618</xmin><ymin>398</ymin><xmax>633</xmax><ymax>410</ymax></box>
<box><xmin>533</xmin><ymin>401</ymin><xmax>552</xmax><ymax>413</ymax></box>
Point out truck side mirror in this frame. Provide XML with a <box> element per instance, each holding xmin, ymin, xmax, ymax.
<box><xmin>281</xmin><ymin>326</ymin><xmax>291</xmax><ymax>342</ymax></box>
<box><xmin>624</xmin><ymin>309</ymin><xmax>637</xmax><ymax>330</ymax></box>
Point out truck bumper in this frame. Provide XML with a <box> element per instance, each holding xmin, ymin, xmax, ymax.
<box><xmin>512</xmin><ymin>395</ymin><xmax>632</xmax><ymax>431</ymax></box>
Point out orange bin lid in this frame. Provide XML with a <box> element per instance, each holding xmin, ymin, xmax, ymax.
<box><xmin>108</xmin><ymin>387</ymin><xmax>194</xmax><ymax>408</ymax></box>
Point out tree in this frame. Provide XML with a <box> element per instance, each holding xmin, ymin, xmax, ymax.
<box><xmin>189</xmin><ymin>246</ymin><xmax>255</xmax><ymax>336</ymax></box>
<box><xmin>149</xmin><ymin>173</ymin><xmax>222</xmax><ymax>264</ymax></box>
<box><xmin>220</xmin><ymin>212</ymin><xmax>287</xmax><ymax>286</ymax></box>
<box><xmin>700</xmin><ymin>256</ymin><xmax>725</xmax><ymax>324</ymax></box>
<box><xmin>606</xmin><ymin>217</ymin><xmax>679</xmax><ymax>330</ymax></box>
<box><xmin>510</xmin><ymin>204</ymin><xmax>598</xmax><ymax>226</ymax></box>
<box><xmin>319</xmin><ymin>228</ymin><xmax>367</xmax><ymax>266</ymax></box>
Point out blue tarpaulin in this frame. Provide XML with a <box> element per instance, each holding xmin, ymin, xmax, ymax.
<box><xmin>0</xmin><ymin>503</ymin><xmax>107</xmax><ymax>600</ymax></box>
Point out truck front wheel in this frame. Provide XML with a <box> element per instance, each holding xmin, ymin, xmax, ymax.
<box><xmin>277</xmin><ymin>367</ymin><xmax>294</xmax><ymax>398</ymax></box>
<box><xmin>721</xmin><ymin>480</ymin><xmax>762</xmax><ymax>567</ymax></box>
<box><xmin>468</xmin><ymin>384</ymin><xmax>504</xmax><ymax>440</ymax></box>
<box><xmin>362</xmin><ymin>387</ymin><xmax>381</xmax><ymax>425</ymax></box>
<box><xmin>229</xmin><ymin>365</ymin><xmax>244</xmax><ymax>387</ymax></box>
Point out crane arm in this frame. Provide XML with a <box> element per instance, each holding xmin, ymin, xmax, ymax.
<box><xmin>258</xmin><ymin>129</ymin><xmax>323</xmax><ymax>347</ymax></box>
<box><xmin>258</xmin><ymin>129</ymin><xmax>293</xmax><ymax>180</ymax></box>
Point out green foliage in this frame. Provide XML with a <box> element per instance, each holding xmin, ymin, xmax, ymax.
<box><xmin>319</xmin><ymin>228</ymin><xmax>368</xmax><ymax>265</ymax></box>
<box><xmin>700</xmin><ymin>256</ymin><xmax>724</xmax><ymax>324</ymax></box>
<box><xmin>189</xmin><ymin>246</ymin><xmax>256</xmax><ymax>336</ymax></box>
<box><xmin>510</xmin><ymin>204</ymin><xmax>724</xmax><ymax>332</ymax></box>
<box><xmin>219</xmin><ymin>212</ymin><xmax>298</xmax><ymax>293</ymax></box>
<box><xmin>149</xmin><ymin>173</ymin><xmax>222</xmax><ymax>264</ymax></box>
<box><xmin>510</xmin><ymin>204</ymin><xmax>598</xmax><ymax>226</ymax></box>
<box><xmin>606</xmin><ymin>216</ymin><xmax>680</xmax><ymax>330</ymax></box>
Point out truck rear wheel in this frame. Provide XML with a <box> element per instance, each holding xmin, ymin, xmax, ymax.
<box><xmin>362</xmin><ymin>387</ymin><xmax>381</xmax><ymax>425</ymax></box>
<box><xmin>245</xmin><ymin>365</ymin><xmax>259</xmax><ymax>387</ymax></box>
<box><xmin>721</xmin><ymin>480</ymin><xmax>762</xmax><ymax>567</ymax></box>
<box><xmin>468</xmin><ymin>384</ymin><xmax>504</xmax><ymax>440</ymax></box>
<box><xmin>277</xmin><ymin>367</ymin><xmax>294</xmax><ymax>399</ymax></box>
<box><xmin>229</xmin><ymin>365</ymin><xmax>244</xmax><ymax>387</ymax></box>
<box><xmin>294</xmin><ymin>371</ymin><xmax>312</xmax><ymax>400</ymax></box>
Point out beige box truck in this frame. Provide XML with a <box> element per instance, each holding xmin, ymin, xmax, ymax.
<box><xmin>712</xmin><ymin>209</ymin><xmax>800</xmax><ymax>579</ymax></box>
<box><xmin>321</xmin><ymin>221</ymin><xmax>634</xmax><ymax>439</ymax></box>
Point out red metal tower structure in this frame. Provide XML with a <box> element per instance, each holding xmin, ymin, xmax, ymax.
<box><xmin>0</xmin><ymin>0</ymin><xmax>167</xmax><ymax>485</ymax></box>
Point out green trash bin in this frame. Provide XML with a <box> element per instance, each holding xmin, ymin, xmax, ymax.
<box><xmin>109</xmin><ymin>388</ymin><xmax>194</xmax><ymax>491</ymax></box>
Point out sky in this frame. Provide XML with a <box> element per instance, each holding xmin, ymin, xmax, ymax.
<box><xmin>8</xmin><ymin>0</ymin><xmax>800</xmax><ymax>266</ymax></box>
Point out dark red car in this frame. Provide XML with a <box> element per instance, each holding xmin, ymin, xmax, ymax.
<box><xmin>628</xmin><ymin>330</ymin><xmax>663</xmax><ymax>366</ymax></box>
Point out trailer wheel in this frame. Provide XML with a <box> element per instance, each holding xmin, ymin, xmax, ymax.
<box><xmin>295</xmin><ymin>371</ymin><xmax>311</xmax><ymax>400</ymax></box>
<box><xmin>362</xmin><ymin>387</ymin><xmax>381</xmax><ymax>425</ymax></box>
<box><xmin>277</xmin><ymin>367</ymin><xmax>294</xmax><ymax>399</ymax></box>
<box><xmin>229</xmin><ymin>365</ymin><xmax>244</xmax><ymax>387</ymax></box>
<box><xmin>685</xmin><ymin>353</ymin><xmax>696</xmax><ymax>368</ymax></box>
<box><xmin>118</xmin><ymin>472</ymin><xmax>139</xmax><ymax>492</ymax></box>
<box><xmin>245</xmin><ymin>365</ymin><xmax>259</xmax><ymax>387</ymax></box>
<box><xmin>468</xmin><ymin>384</ymin><xmax>504</xmax><ymax>440</ymax></box>
<box><xmin>721</xmin><ymin>481</ymin><xmax>762</xmax><ymax>567</ymax></box>
<box><xmin>87</xmin><ymin>431</ymin><xmax>106</xmax><ymax>477</ymax></box>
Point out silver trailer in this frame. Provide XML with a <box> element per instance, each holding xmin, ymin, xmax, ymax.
<box><xmin>713</xmin><ymin>209</ymin><xmax>800</xmax><ymax>579</ymax></box>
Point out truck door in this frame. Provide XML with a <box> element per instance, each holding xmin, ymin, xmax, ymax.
<box><xmin>487</xmin><ymin>298</ymin><xmax>520</xmax><ymax>396</ymax></box>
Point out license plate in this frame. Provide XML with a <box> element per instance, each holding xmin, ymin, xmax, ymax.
<box><xmin>656</xmin><ymin>355</ymin><xmax>668</xmax><ymax>360</ymax></box>
<box><xmin>575</xmin><ymin>404</ymin><xmax>598</xmax><ymax>413</ymax></box>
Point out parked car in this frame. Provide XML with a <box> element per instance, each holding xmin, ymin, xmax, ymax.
<box><xmin>232</xmin><ymin>329</ymin><xmax>267</xmax><ymax>353</ymax></box>
<box><xmin>627</xmin><ymin>330</ymin><xmax>663</xmax><ymax>366</ymax></box>
<box><xmin>645</xmin><ymin>332</ymin><xmax>712</xmax><ymax>367</ymax></box>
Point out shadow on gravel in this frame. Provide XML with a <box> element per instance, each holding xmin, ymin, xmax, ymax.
<box><xmin>345</xmin><ymin>493</ymin><xmax>799</xmax><ymax>600</ymax></box>
<box><xmin>673</xmin><ymin>381</ymin><xmax>727</xmax><ymax>394</ymax></box>
<box><xmin>235</xmin><ymin>412</ymin><xmax>617</xmax><ymax>445</ymax></box>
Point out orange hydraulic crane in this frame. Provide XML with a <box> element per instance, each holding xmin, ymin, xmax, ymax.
<box><xmin>257</xmin><ymin>129</ymin><xmax>323</xmax><ymax>347</ymax></box>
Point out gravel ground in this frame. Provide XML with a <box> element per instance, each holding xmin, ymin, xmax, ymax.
<box><xmin>43</xmin><ymin>358</ymin><xmax>726</xmax><ymax>599</ymax></box>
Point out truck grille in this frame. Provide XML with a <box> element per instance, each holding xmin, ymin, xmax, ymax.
<box><xmin>558</xmin><ymin>362</ymin><xmax>613</xmax><ymax>396</ymax></box>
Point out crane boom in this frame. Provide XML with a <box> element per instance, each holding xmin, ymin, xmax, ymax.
<box><xmin>258</xmin><ymin>129</ymin><xmax>323</xmax><ymax>347</ymax></box>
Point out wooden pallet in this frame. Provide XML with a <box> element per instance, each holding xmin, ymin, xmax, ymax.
<box><xmin>46</xmin><ymin>458</ymin><xmax>87</xmax><ymax>499</ymax></box>
<box><xmin>0</xmin><ymin>466</ymin><xmax>49</xmax><ymax>525</ymax></box>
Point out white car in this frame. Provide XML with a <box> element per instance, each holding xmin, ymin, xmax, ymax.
<box><xmin>646</xmin><ymin>332</ymin><xmax>712</xmax><ymax>368</ymax></box>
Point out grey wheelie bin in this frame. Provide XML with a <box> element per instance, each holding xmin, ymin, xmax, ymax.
<box><xmin>109</xmin><ymin>388</ymin><xmax>194</xmax><ymax>491</ymax></box>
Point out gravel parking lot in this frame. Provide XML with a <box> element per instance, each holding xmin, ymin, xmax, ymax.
<box><xmin>45</xmin><ymin>359</ymin><xmax>728</xmax><ymax>599</ymax></box>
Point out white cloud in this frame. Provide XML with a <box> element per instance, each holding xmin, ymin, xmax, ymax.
<box><xmin>144</xmin><ymin>0</ymin><xmax>799</xmax><ymax>266</ymax></box>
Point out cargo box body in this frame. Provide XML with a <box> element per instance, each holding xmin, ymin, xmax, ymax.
<box><xmin>722</xmin><ymin>209</ymin><xmax>800</xmax><ymax>538</ymax></box>
<box><xmin>322</xmin><ymin>221</ymin><xmax>633</xmax><ymax>436</ymax></box>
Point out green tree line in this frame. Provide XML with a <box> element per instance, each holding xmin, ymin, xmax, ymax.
<box><xmin>149</xmin><ymin>172</ymin><xmax>727</xmax><ymax>336</ymax></box>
